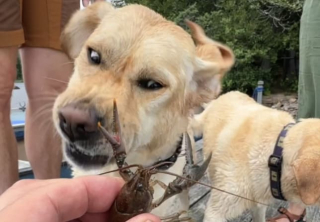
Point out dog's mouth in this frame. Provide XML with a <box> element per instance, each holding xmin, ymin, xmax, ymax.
<box><xmin>59</xmin><ymin>100</ymin><xmax>125</xmax><ymax>170</ymax></box>
<box><xmin>65</xmin><ymin>143</ymin><xmax>111</xmax><ymax>169</ymax></box>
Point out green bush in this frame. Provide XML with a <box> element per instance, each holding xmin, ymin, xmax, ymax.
<box><xmin>116</xmin><ymin>0</ymin><xmax>302</xmax><ymax>94</ymax></box>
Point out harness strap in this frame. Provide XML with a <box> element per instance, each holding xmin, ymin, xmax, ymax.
<box><xmin>268</xmin><ymin>122</ymin><xmax>296</xmax><ymax>201</ymax></box>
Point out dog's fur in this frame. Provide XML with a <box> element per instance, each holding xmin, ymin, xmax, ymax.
<box><xmin>52</xmin><ymin>2</ymin><xmax>234</xmax><ymax>217</ymax></box>
<box><xmin>190</xmin><ymin>91</ymin><xmax>320</xmax><ymax>221</ymax></box>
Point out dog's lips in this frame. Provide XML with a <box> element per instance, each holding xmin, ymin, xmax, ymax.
<box><xmin>65</xmin><ymin>143</ymin><xmax>110</xmax><ymax>168</ymax></box>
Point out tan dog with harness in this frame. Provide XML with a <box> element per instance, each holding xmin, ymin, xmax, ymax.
<box><xmin>191</xmin><ymin>91</ymin><xmax>320</xmax><ymax>222</ymax></box>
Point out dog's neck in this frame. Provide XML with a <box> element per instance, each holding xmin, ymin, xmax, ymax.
<box><xmin>269</xmin><ymin>120</ymin><xmax>302</xmax><ymax>201</ymax></box>
<box><xmin>269</xmin><ymin>122</ymin><xmax>296</xmax><ymax>200</ymax></box>
<box><xmin>151</xmin><ymin>135</ymin><xmax>183</xmax><ymax>170</ymax></box>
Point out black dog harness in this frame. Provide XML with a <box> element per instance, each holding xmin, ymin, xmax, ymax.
<box><xmin>268</xmin><ymin>122</ymin><xmax>297</xmax><ymax>200</ymax></box>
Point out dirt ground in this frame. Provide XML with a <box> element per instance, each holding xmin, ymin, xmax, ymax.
<box><xmin>263</xmin><ymin>93</ymin><xmax>298</xmax><ymax>119</ymax></box>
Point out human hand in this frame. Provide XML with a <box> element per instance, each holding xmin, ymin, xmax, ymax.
<box><xmin>0</xmin><ymin>176</ymin><xmax>160</xmax><ymax>222</ymax></box>
<box><xmin>82</xmin><ymin>0</ymin><xmax>106</xmax><ymax>7</ymax></box>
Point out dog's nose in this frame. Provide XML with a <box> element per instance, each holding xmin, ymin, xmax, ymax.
<box><xmin>58</xmin><ymin>104</ymin><xmax>99</xmax><ymax>141</ymax></box>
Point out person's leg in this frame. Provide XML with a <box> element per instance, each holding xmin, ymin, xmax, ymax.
<box><xmin>310</xmin><ymin>1</ymin><xmax>320</xmax><ymax>118</ymax></box>
<box><xmin>297</xmin><ymin>0</ymin><xmax>315</xmax><ymax>119</ymax></box>
<box><xmin>0</xmin><ymin>47</ymin><xmax>19</xmax><ymax>194</ymax></box>
<box><xmin>20</xmin><ymin>48</ymin><xmax>73</xmax><ymax>179</ymax></box>
<box><xmin>20</xmin><ymin>0</ymin><xmax>79</xmax><ymax>179</ymax></box>
<box><xmin>0</xmin><ymin>0</ymin><xmax>25</xmax><ymax>195</ymax></box>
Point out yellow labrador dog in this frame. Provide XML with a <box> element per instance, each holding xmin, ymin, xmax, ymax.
<box><xmin>191</xmin><ymin>91</ymin><xmax>320</xmax><ymax>222</ymax></box>
<box><xmin>52</xmin><ymin>1</ymin><xmax>234</xmax><ymax>218</ymax></box>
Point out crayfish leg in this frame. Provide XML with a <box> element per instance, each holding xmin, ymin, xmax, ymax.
<box><xmin>150</xmin><ymin>180</ymin><xmax>168</xmax><ymax>190</ymax></box>
<box><xmin>160</xmin><ymin>210</ymin><xmax>193</xmax><ymax>222</ymax></box>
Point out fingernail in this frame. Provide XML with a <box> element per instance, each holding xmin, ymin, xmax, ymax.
<box><xmin>144</xmin><ymin>220</ymin><xmax>153</xmax><ymax>222</ymax></box>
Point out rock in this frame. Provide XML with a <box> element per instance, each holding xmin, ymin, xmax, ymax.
<box><xmin>291</xmin><ymin>103</ymin><xmax>298</xmax><ymax>109</ymax></box>
<box><xmin>289</xmin><ymin>98</ymin><xmax>297</xmax><ymax>103</ymax></box>
<box><xmin>263</xmin><ymin>93</ymin><xmax>298</xmax><ymax>119</ymax></box>
<box><xmin>271</xmin><ymin>102</ymin><xmax>281</xmax><ymax>109</ymax></box>
<box><xmin>283</xmin><ymin>104</ymin><xmax>289</xmax><ymax>111</ymax></box>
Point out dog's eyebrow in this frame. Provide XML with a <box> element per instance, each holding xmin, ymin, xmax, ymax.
<box><xmin>157</xmin><ymin>68</ymin><xmax>177</xmax><ymax>89</ymax></box>
<box><xmin>135</xmin><ymin>72</ymin><xmax>166</xmax><ymax>85</ymax></box>
<box><xmin>86</xmin><ymin>46</ymin><xmax>101</xmax><ymax>54</ymax></box>
<box><xmin>136</xmin><ymin>68</ymin><xmax>176</xmax><ymax>88</ymax></box>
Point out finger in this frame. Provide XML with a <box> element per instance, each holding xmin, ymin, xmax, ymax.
<box><xmin>80</xmin><ymin>176</ymin><xmax>124</xmax><ymax>212</ymax></box>
<box><xmin>0</xmin><ymin>176</ymin><xmax>124</xmax><ymax>222</ymax></box>
<box><xmin>0</xmin><ymin>179</ymin><xmax>60</xmax><ymax>211</ymax></box>
<box><xmin>126</xmin><ymin>213</ymin><xmax>161</xmax><ymax>222</ymax></box>
<box><xmin>78</xmin><ymin>212</ymin><xmax>108</xmax><ymax>222</ymax></box>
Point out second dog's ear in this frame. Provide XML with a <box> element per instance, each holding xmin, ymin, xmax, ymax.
<box><xmin>293</xmin><ymin>157</ymin><xmax>320</xmax><ymax>205</ymax></box>
<box><xmin>61</xmin><ymin>2</ymin><xmax>115</xmax><ymax>59</ymax></box>
<box><xmin>186</xmin><ymin>20</ymin><xmax>235</xmax><ymax>106</ymax></box>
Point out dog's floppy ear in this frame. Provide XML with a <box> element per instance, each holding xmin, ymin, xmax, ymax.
<box><xmin>186</xmin><ymin>20</ymin><xmax>235</xmax><ymax>105</ymax></box>
<box><xmin>61</xmin><ymin>2</ymin><xmax>115</xmax><ymax>59</ymax></box>
<box><xmin>293</xmin><ymin>157</ymin><xmax>320</xmax><ymax>205</ymax></box>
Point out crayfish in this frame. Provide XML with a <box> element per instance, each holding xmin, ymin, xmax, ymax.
<box><xmin>97</xmin><ymin>100</ymin><xmax>212</xmax><ymax>222</ymax></box>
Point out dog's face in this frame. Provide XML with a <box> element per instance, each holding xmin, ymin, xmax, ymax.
<box><xmin>52</xmin><ymin>2</ymin><xmax>234</xmax><ymax>171</ymax></box>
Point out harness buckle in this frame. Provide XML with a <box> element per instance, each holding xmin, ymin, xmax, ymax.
<box><xmin>268</xmin><ymin>155</ymin><xmax>282</xmax><ymax>170</ymax></box>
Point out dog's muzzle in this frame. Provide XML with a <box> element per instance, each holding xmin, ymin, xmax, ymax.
<box><xmin>58</xmin><ymin>103</ymin><xmax>101</xmax><ymax>142</ymax></box>
<box><xmin>58</xmin><ymin>103</ymin><xmax>111</xmax><ymax>169</ymax></box>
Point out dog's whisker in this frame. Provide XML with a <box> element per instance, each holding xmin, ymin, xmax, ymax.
<box><xmin>55</xmin><ymin>62</ymin><xmax>75</xmax><ymax>69</ymax></box>
<box><xmin>30</xmin><ymin>112</ymin><xmax>53</xmax><ymax>127</ymax></box>
<box><xmin>29</xmin><ymin>92</ymin><xmax>61</xmax><ymax>97</ymax></box>
<box><xmin>43</xmin><ymin>77</ymin><xmax>69</xmax><ymax>84</ymax></box>
<box><xmin>30</xmin><ymin>105</ymin><xmax>54</xmax><ymax>123</ymax></box>
<box><xmin>59</xmin><ymin>61</ymin><xmax>74</xmax><ymax>66</ymax></box>
<box><xmin>30</xmin><ymin>97</ymin><xmax>57</xmax><ymax>103</ymax></box>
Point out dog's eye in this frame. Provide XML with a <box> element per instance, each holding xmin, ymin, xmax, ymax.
<box><xmin>137</xmin><ymin>79</ymin><xmax>163</xmax><ymax>90</ymax></box>
<box><xmin>88</xmin><ymin>48</ymin><xmax>101</xmax><ymax>65</ymax></box>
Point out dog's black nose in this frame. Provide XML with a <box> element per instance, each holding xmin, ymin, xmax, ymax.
<box><xmin>58</xmin><ymin>104</ymin><xmax>99</xmax><ymax>141</ymax></box>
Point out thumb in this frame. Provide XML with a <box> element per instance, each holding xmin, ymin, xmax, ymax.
<box><xmin>126</xmin><ymin>213</ymin><xmax>161</xmax><ymax>222</ymax></box>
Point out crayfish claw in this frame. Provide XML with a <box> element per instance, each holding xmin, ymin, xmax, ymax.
<box><xmin>112</xmin><ymin>99</ymin><xmax>122</xmax><ymax>138</ymax></box>
<box><xmin>183</xmin><ymin>132</ymin><xmax>194</xmax><ymax>165</ymax></box>
<box><xmin>98</xmin><ymin>100</ymin><xmax>134</xmax><ymax>181</ymax></box>
<box><xmin>152</xmin><ymin>133</ymin><xmax>212</xmax><ymax>209</ymax></box>
<box><xmin>182</xmin><ymin>132</ymin><xmax>212</xmax><ymax>184</ymax></box>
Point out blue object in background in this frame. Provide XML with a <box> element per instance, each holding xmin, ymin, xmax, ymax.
<box><xmin>252</xmin><ymin>80</ymin><xmax>264</xmax><ymax>104</ymax></box>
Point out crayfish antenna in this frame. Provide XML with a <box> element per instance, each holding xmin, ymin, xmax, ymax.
<box><xmin>98</xmin><ymin>164</ymin><xmax>143</xmax><ymax>176</ymax></box>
